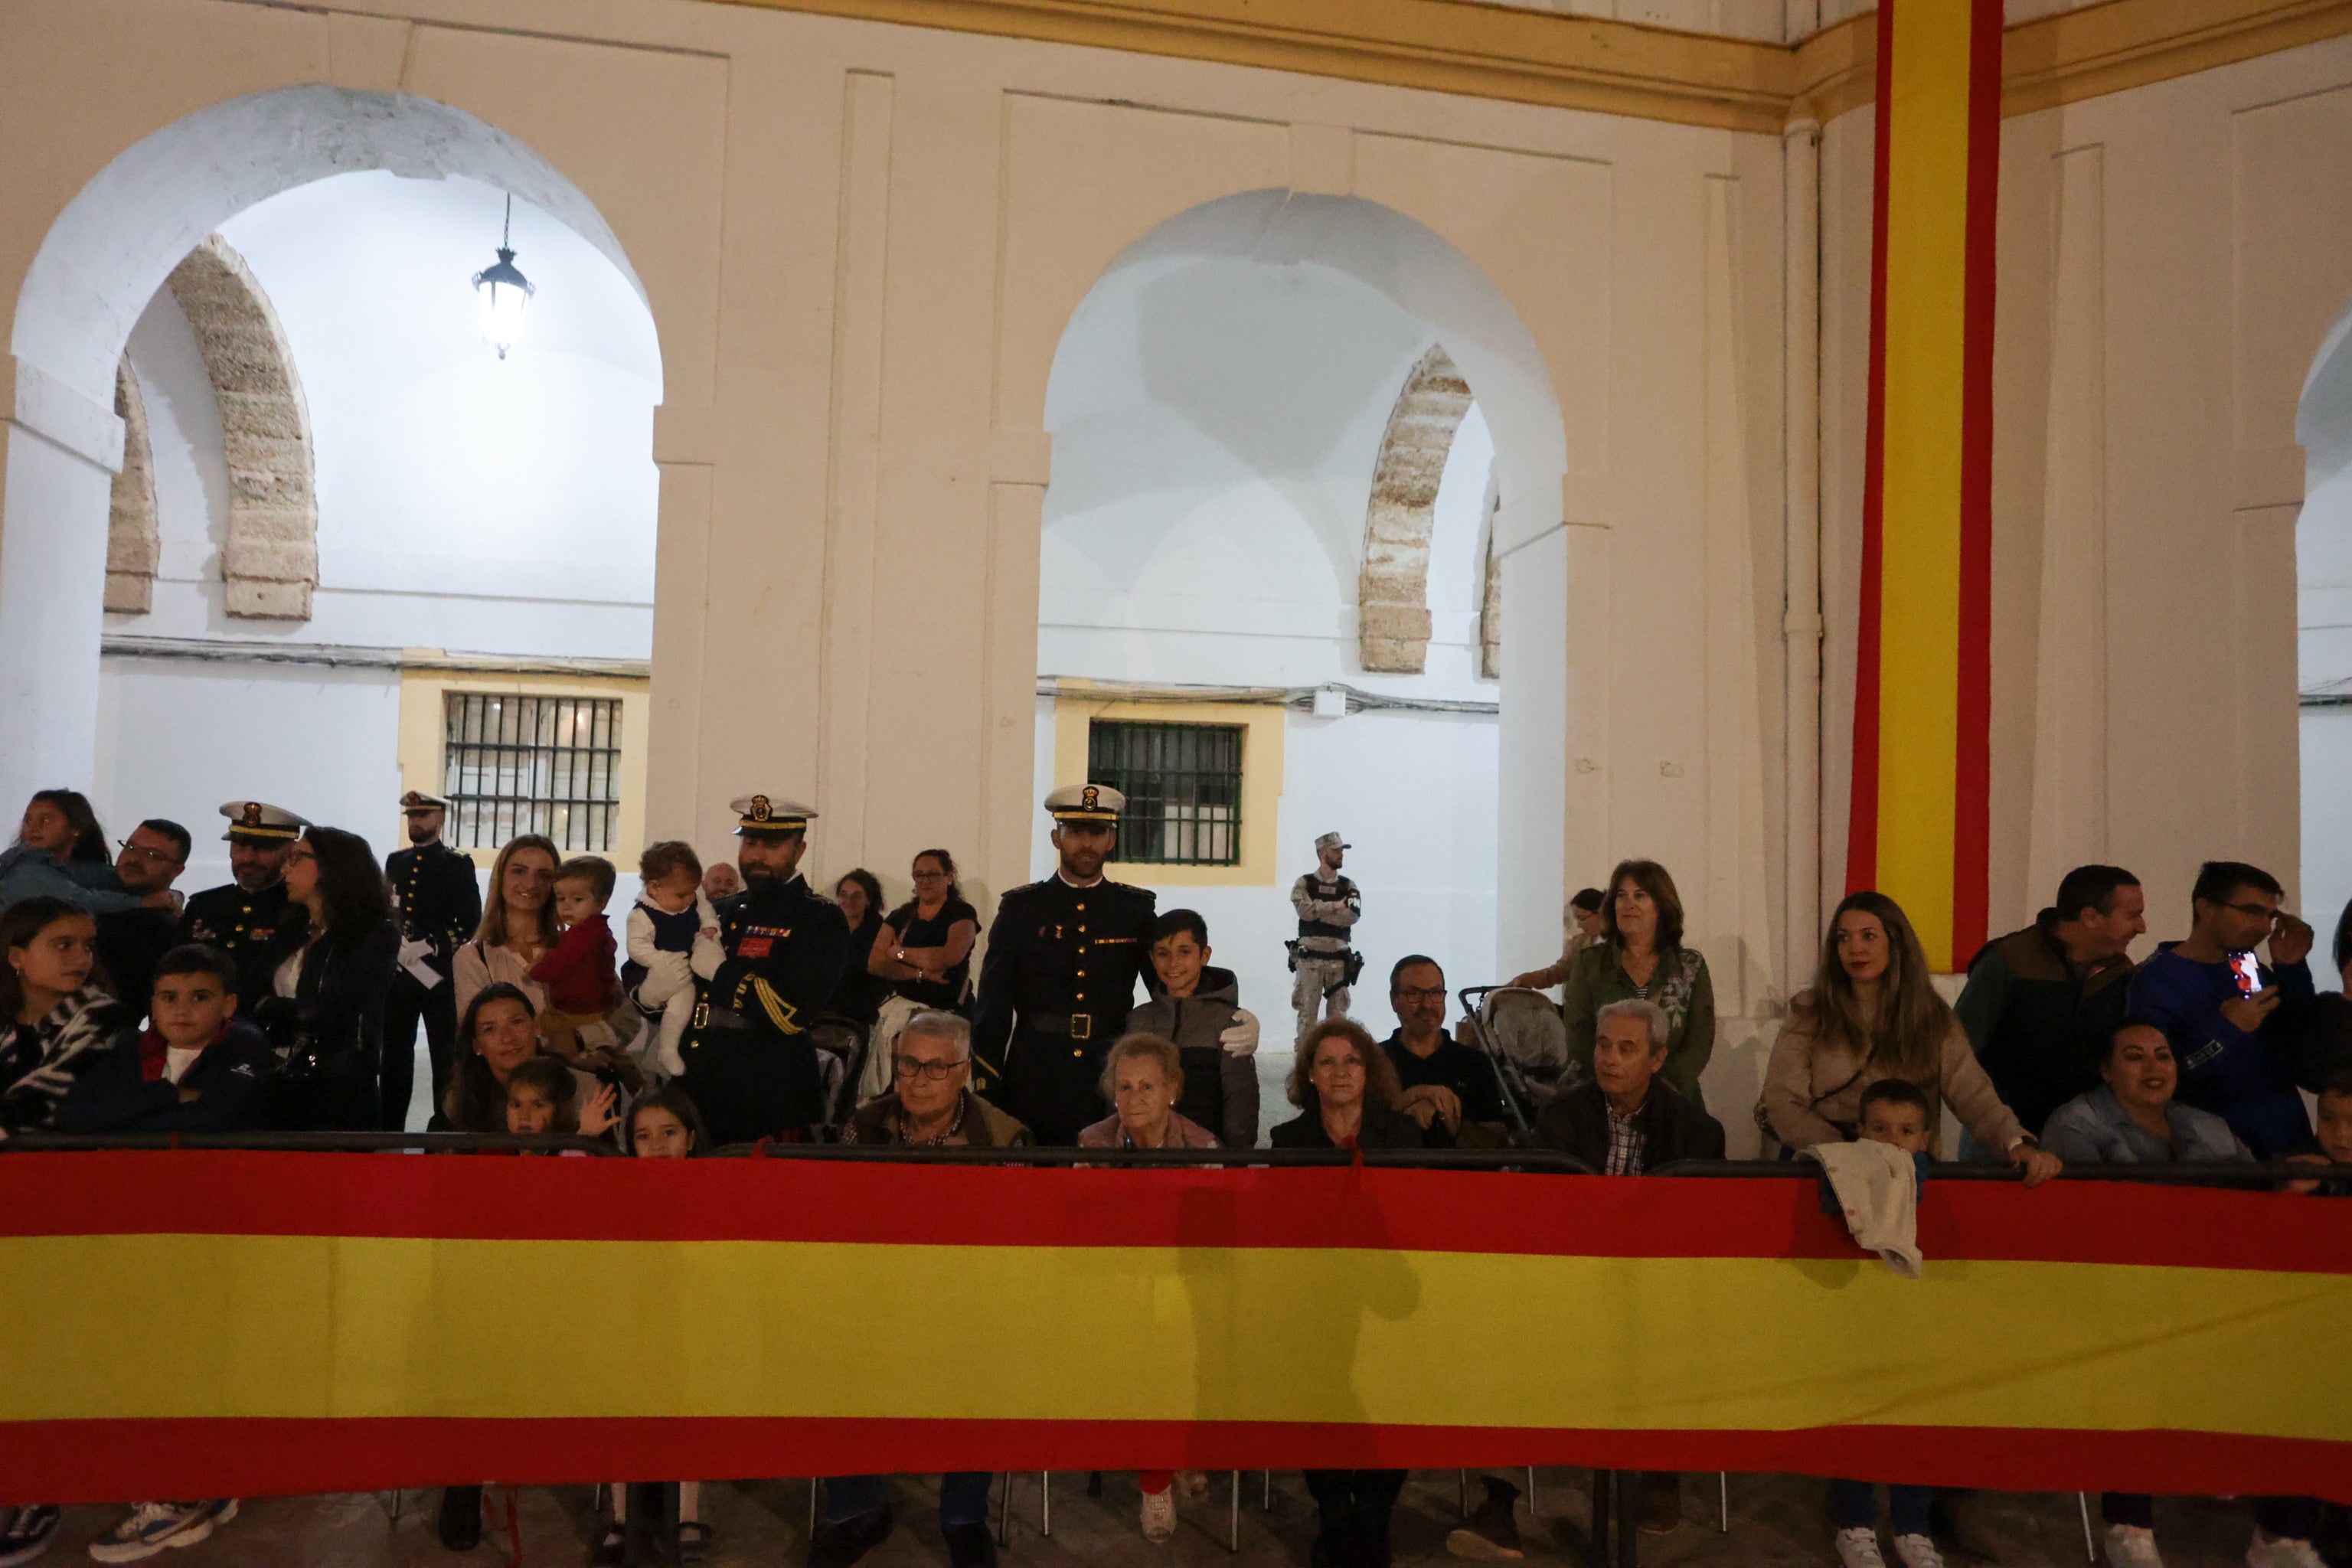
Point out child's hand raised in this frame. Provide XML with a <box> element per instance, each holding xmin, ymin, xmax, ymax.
<box><xmin>577</xmin><ymin>1083</ymin><xmax>620</xmax><ymax>1138</ymax></box>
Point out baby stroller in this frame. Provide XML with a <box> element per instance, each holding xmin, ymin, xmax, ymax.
<box><xmin>1456</xmin><ymin>985</ymin><xmax>1584</xmax><ymax>1135</ymax></box>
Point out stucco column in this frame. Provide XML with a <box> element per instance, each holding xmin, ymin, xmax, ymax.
<box><xmin>0</xmin><ymin>355</ymin><xmax>122</xmax><ymax>815</ymax></box>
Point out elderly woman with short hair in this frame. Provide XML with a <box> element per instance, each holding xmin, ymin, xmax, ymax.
<box><xmin>1080</xmin><ymin>1032</ymin><xmax>1218</xmax><ymax>1150</ymax></box>
<box><xmin>1270</xmin><ymin>1018</ymin><xmax>1420</xmax><ymax>1150</ymax></box>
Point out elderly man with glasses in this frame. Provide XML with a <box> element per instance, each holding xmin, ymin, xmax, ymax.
<box><xmin>822</xmin><ymin>1011</ymin><xmax>1026</xmax><ymax>1568</ymax></box>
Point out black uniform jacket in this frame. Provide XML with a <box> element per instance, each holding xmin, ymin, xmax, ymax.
<box><xmin>703</xmin><ymin>874</ymin><xmax>851</xmax><ymax>1043</ymax></box>
<box><xmin>178</xmin><ymin>880</ymin><xmax>292</xmax><ymax>1014</ymax></box>
<box><xmin>387</xmin><ymin>840</ymin><xmax>482</xmax><ymax>977</ymax></box>
<box><xmin>970</xmin><ymin>874</ymin><xmax>1157</xmax><ymax>1092</ymax></box>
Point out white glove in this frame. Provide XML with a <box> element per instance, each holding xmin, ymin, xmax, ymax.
<box><xmin>1219</xmin><ymin>1008</ymin><xmax>1260</xmax><ymax>1057</ymax></box>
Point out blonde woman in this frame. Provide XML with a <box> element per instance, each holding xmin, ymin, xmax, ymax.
<box><xmin>1763</xmin><ymin>890</ymin><xmax>2060</xmax><ymax>1184</ymax></box>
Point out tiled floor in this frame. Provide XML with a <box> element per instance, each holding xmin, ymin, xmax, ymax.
<box><xmin>35</xmin><ymin>1469</ymin><xmax>2311</xmax><ymax>1567</ymax></box>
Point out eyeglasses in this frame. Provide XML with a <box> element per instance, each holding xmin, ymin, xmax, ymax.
<box><xmin>910</xmin><ymin>868</ymin><xmax>949</xmax><ymax>880</ymax></box>
<box><xmin>285</xmin><ymin>848</ymin><xmax>318</xmax><ymax>864</ymax></box>
<box><xmin>893</xmin><ymin>1055</ymin><xmax>965</xmax><ymax>1081</ymax></box>
<box><xmin>1393</xmin><ymin>986</ymin><xmax>1447</xmax><ymax>1002</ymax></box>
<box><xmin>2212</xmin><ymin>899</ymin><xmax>2282</xmax><ymax>921</ymax></box>
<box><xmin>116</xmin><ymin>840</ymin><xmax>184</xmax><ymax>866</ymax></box>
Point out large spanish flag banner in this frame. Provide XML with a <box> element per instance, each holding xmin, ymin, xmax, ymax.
<box><xmin>2</xmin><ymin>1153</ymin><xmax>2350</xmax><ymax>1505</ymax></box>
<box><xmin>1847</xmin><ymin>0</ymin><xmax>2004</xmax><ymax>971</ymax></box>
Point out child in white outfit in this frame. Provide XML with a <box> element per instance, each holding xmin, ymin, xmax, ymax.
<box><xmin>625</xmin><ymin>841</ymin><xmax>720</xmax><ymax>1081</ymax></box>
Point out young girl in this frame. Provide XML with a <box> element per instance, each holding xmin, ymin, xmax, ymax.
<box><xmin>595</xmin><ymin>1086</ymin><xmax>711</xmax><ymax>1563</ymax></box>
<box><xmin>502</xmin><ymin>1055</ymin><xmax>618</xmax><ymax>1145</ymax></box>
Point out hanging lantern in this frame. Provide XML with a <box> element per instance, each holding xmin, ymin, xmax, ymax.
<box><xmin>471</xmin><ymin>194</ymin><xmax>534</xmax><ymax>358</ymax></box>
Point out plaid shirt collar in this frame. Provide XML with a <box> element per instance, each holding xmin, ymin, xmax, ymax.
<box><xmin>1603</xmin><ymin>1097</ymin><xmax>1648</xmax><ymax>1177</ymax></box>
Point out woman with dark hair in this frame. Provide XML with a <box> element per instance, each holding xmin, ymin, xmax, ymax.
<box><xmin>256</xmin><ymin>826</ymin><xmax>398</xmax><ymax>1132</ymax></box>
<box><xmin>828</xmin><ymin>867</ymin><xmax>891</xmax><ymax>1027</ymax></box>
<box><xmin>453</xmin><ymin>835</ymin><xmax>639</xmax><ymax>1064</ymax></box>
<box><xmin>0</xmin><ymin>789</ymin><xmax>143</xmax><ymax>914</ymax></box>
<box><xmin>441</xmin><ymin>982</ymin><xmax>543</xmax><ymax>1135</ymax></box>
<box><xmin>1508</xmin><ymin>887</ymin><xmax>1609</xmax><ymax>991</ymax></box>
<box><xmin>0</xmin><ymin>896</ymin><xmax>128</xmax><ymax>1137</ymax></box>
<box><xmin>1270</xmin><ymin>1018</ymin><xmax>1420</xmax><ymax>1150</ymax></box>
<box><xmin>1555</xmin><ymin>859</ymin><xmax>1718</xmax><ymax>1111</ymax></box>
<box><xmin>870</xmin><ymin>849</ymin><xmax>979</xmax><ymax>1012</ymax></box>
<box><xmin>1763</xmin><ymin>890</ymin><xmax>2061</xmax><ymax>1184</ymax></box>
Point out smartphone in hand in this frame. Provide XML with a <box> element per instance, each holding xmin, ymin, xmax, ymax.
<box><xmin>2226</xmin><ymin>949</ymin><xmax>2263</xmax><ymax>998</ymax></box>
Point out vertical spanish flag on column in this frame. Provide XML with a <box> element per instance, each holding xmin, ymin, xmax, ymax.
<box><xmin>1847</xmin><ymin>0</ymin><xmax>2003</xmax><ymax>971</ymax></box>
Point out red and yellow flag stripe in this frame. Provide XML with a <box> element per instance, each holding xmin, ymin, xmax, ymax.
<box><xmin>2</xmin><ymin>1154</ymin><xmax>2348</xmax><ymax>1504</ymax></box>
<box><xmin>1847</xmin><ymin>0</ymin><xmax>2004</xmax><ymax>970</ymax></box>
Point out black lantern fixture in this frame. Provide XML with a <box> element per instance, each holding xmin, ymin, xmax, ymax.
<box><xmin>471</xmin><ymin>194</ymin><xmax>534</xmax><ymax>358</ymax></box>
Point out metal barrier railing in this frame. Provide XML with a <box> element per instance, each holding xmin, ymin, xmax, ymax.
<box><xmin>3</xmin><ymin>1132</ymin><xmax>2346</xmax><ymax>1188</ymax></box>
<box><xmin>1647</xmin><ymin>1156</ymin><xmax>2352</xmax><ymax>1187</ymax></box>
<box><xmin>0</xmin><ymin>1129</ymin><xmax>624</xmax><ymax>1155</ymax></box>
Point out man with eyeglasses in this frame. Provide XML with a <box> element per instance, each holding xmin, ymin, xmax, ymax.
<box><xmin>178</xmin><ymin>800</ymin><xmax>309</xmax><ymax>1014</ymax></box>
<box><xmin>826</xmin><ymin>1011</ymin><xmax>1023</xmax><ymax>1568</ymax></box>
<box><xmin>2127</xmin><ymin>859</ymin><xmax>2318</xmax><ymax>1157</ymax></box>
<box><xmin>93</xmin><ymin>819</ymin><xmax>192</xmax><ymax>1018</ymax></box>
<box><xmin>1381</xmin><ymin>955</ymin><xmax>1506</xmax><ymax>1147</ymax></box>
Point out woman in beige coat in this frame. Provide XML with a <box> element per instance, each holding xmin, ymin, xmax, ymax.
<box><xmin>1764</xmin><ymin>890</ymin><xmax>2062</xmax><ymax>1184</ymax></box>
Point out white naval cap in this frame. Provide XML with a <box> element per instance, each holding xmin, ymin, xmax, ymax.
<box><xmin>1315</xmin><ymin>831</ymin><xmax>1350</xmax><ymax>852</ymax></box>
<box><xmin>218</xmin><ymin>800</ymin><xmax>309</xmax><ymax>843</ymax></box>
<box><xmin>1044</xmin><ymin>782</ymin><xmax>1123</xmax><ymax>824</ymax></box>
<box><xmin>730</xmin><ymin>793</ymin><xmax>816</xmax><ymax>835</ymax></box>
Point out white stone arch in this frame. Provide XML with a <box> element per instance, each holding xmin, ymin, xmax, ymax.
<box><xmin>1030</xmin><ymin>188</ymin><xmax>1569</xmax><ymax>946</ymax></box>
<box><xmin>2</xmin><ymin>85</ymin><xmax>664</xmax><ymax>814</ymax></box>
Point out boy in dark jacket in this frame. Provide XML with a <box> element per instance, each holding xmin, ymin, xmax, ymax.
<box><xmin>1126</xmin><ymin>910</ymin><xmax>1260</xmax><ymax>1148</ymax></box>
<box><xmin>57</xmin><ymin>944</ymin><xmax>273</xmax><ymax>1135</ymax></box>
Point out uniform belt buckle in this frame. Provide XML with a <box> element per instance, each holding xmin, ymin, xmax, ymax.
<box><xmin>1068</xmin><ymin>1014</ymin><xmax>1092</xmax><ymax>1040</ymax></box>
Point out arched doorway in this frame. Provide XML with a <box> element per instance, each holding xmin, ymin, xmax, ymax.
<box><xmin>1031</xmin><ymin>191</ymin><xmax>1566</xmax><ymax>1077</ymax></box>
<box><xmin>3</xmin><ymin>85</ymin><xmax>662</xmax><ymax>820</ymax></box>
<box><xmin>2298</xmin><ymin>309</ymin><xmax>2352</xmax><ymax>974</ymax></box>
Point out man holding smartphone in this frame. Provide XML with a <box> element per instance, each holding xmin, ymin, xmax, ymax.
<box><xmin>2126</xmin><ymin>859</ymin><xmax>2316</xmax><ymax>1157</ymax></box>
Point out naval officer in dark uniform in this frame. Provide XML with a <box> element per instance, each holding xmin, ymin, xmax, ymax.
<box><xmin>971</xmin><ymin>783</ymin><xmax>1159</xmax><ymax>1145</ymax></box>
<box><xmin>381</xmin><ymin>790</ymin><xmax>482</xmax><ymax>1130</ymax></box>
<box><xmin>677</xmin><ymin>794</ymin><xmax>851</xmax><ymax>1146</ymax></box>
<box><xmin>178</xmin><ymin>801</ymin><xmax>309</xmax><ymax>1014</ymax></box>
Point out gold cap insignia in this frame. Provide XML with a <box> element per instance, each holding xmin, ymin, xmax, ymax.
<box><xmin>1082</xmin><ymin>786</ymin><xmax>1099</xmax><ymax>810</ymax></box>
<box><xmin>240</xmin><ymin>802</ymin><xmax>263</xmax><ymax>828</ymax></box>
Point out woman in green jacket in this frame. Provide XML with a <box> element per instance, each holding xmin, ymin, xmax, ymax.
<box><xmin>1560</xmin><ymin>858</ymin><xmax>1717</xmax><ymax>1112</ymax></box>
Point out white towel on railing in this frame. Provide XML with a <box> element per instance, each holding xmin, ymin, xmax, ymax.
<box><xmin>1809</xmin><ymin>1139</ymin><xmax>1922</xmax><ymax>1279</ymax></box>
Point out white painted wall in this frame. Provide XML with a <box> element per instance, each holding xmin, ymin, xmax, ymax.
<box><xmin>1034</xmin><ymin>230</ymin><xmax>1503</xmax><ymax>1053</ymax></box>
<box><xmin>118</xmin><ymin>169</ymin><xmax>662</xmax><ymax>655</ymax></box>
<box><xmin>2299</xmin><ymin>460</ymin><xmax>2352</xmax><ymax>985</ymax></box>
<box><xmin>85</xmin><ymin>168</ymin><xmax>661</xmax><ymax>884</ymax></box>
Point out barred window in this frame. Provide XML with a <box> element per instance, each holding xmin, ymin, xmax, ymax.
<box><xmin>442</xmin><ymin>692</ymin><xmax>622</xmax><ymax>852</ymax></box>
<box><xmin>1086</xmin><ymin>720</ymin><xmax>1244</xmax><ymax>866</ymax></box>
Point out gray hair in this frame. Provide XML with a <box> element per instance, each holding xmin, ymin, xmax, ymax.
<box><xmin>1594</xmin><ymin>998</ymin><xmax>1669</xmax><ymax>1051</ymax></box>
<box><xmin>900</xmin><ymin>1010</ymin><xmax>972</xmax><ymax>1061</ymax></box>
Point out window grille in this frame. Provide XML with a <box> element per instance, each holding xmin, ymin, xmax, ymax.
<box><xmin>442</xmin><ymin>692</ymin><xmax>622</xmax><ymax>852</ymax></box>
<box><xmin>1086</xmin><ymin>720</ymin><xmax>1244</xmax><ymax>866</ymax></box>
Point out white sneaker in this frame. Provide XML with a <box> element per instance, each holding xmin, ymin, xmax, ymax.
<box><xmin>1175</xmin><ymin>1472</ymin><xmax>1211</xmax><ymax>1500</ymax></box>
<box><xmin>2246</xmin><ymin>1533</ymin><xmax>2326</xmax><ymax>1568</ymax></box>
<box><xmin>1140</xmin><ymin>1488</ymin><xmax>1176</xmax><ymax>1544</ymax></box>
<box><xmin>1836</xmin><ymin>1527</ymin><xmax>1887</xmax><ymax>1568</ymax></box>
<box><xmin>2105</xmin><ymin>1524</ymin><xmax>2166</xmax><ymax>1568</ymax></box>
<box><xmin>1893</xmin><ymin>1534</ymin><xmax>1945</xmax><ymax>1568</ymax></box>
<box><xmin>87</xmin><ymin>1502</ymin><xmax>217</xmax><ymax>1563</ymax></box>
